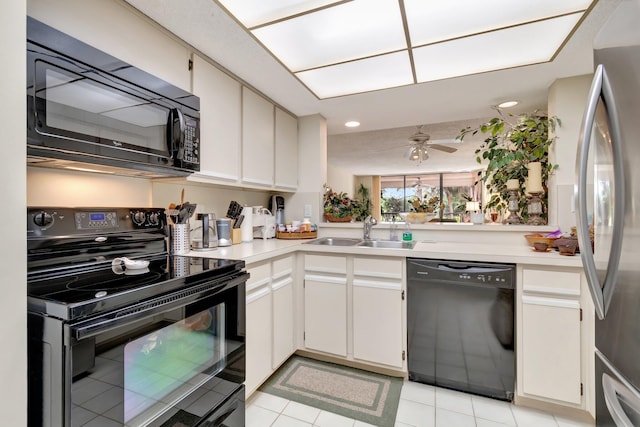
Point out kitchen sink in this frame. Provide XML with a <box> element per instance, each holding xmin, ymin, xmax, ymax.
<box><xmin>305</xmin><ymin>237</ymin><xmax>362</xmax><ymax>246</ymax></box>
<box><xmin>357</xmin><ymin>240</ymin><xmax>415</xmax><ymax>249</ymax></box>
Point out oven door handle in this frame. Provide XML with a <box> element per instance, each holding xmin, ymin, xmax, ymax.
<box><xmin>70</xmin><ymin>273</ymin><xmax>248</xmax><ymax>340</ymax></box>
<box><xmin>198</xmin><ymin>385</ymin><xmax>244</xmax><ymax>426</ymax></box>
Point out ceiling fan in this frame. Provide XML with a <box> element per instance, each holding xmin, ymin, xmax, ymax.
<box><xmin>406</xmin><ymin>125</ymin><xmax>459</xmax><ymax>165</ymax></box>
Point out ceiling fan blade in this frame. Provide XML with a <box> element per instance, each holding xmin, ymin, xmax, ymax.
<box><xmin>428</xmin><ymin>144</ymin><xmax>458</xmax><ymax>153</ymax></box>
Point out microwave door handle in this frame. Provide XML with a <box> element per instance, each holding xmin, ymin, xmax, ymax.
<box><xmin>167</xmin><ymin>108</ymin><xmax>186</xmax><ymax>161</ymax></box>
<box><xmin>575</xmin><ymin>64</ymin><xmax>626</xmax><ymax>320</ymax></box>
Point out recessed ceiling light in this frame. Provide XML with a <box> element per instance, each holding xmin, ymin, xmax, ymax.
<box><xmin>498</xmin><ymin>100</ymin><xmax>519</xmax><ymax>108</ymax></box>
<box><xmin>345</xmin><ymin>121</ymin><xmax>360</xmax><ymax>128</ymax></box>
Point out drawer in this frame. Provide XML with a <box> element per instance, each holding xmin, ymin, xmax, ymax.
<box><xmin>304</xmin><ymin>254</ymin><xmax>346</xmax><ymax>275</ymax></box>
<box><xmin>522</xmin><ymin>268</ymin><xmax>581</xmax><ymax>296</ymax></box>
<box><xmin>272</xmin><ymin>255</ymin><xmax>294</xmax><ymax>279</ymax></box>
<box><xmin>246</xmin><ymin>261</ymin><xmax>271</xmax><ymax>292</ymax></box>
<box><xmin>353</xmin><ymin>257</ymin><xmax>402</xmax><ymax>280</ymax></box>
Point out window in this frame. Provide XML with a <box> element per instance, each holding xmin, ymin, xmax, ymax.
<box><xmin>380</xmin><ymin>171</ymin><xmax>482</xmax><ymax>222</ymax></box>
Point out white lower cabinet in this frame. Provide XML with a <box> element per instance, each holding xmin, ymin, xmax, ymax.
<box><xmin>303</xmin><ymin>254</ymin><xmax>348</xmax><ymax>356</ymax></box>
<box><xmin>272</xmin><ymin>256</ymin><xmax>295</xmax><ymax>369</ymax></box>
<box><xmin>304</xmin><ymin>278</ymin><xmax>347</xmax><ymax>356</ymax></box>
<box><xmin>521</xmin><ymin>295</ymin><xmax>581</xmax><ymax>404</ymax></box>
<box><xmin>245</xmin><ymin>255</ymin><xmax>296</xmax><ymax>397</ymax></box>
<box><xmin>517</xmin><ymin>266</ymin><xmax>592</xmax><ymax>412</ymax></box>
<box><xmin>352</xmin><ymin>257</ymin><xmax>404</xmax><ymax>368</ymax></box>
<box><xmin>245</xmin><ymin>262</ymin><xmax>272</xmax><ymax>396</ymax></box>
<box><xmin>353</xmin><ymin>283</ymin><xmax>403</xmax><ymax>367</ymax></box>
<box><xmin>303</xmin><ymin>253</ymin><xmax>405</xmax><ymax>369</ymax></box>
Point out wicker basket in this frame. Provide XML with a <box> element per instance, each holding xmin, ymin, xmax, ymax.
<box><xmin>325</xmin><ymin>214</ymin><xmax>353</xmax><ymax>223</ymax></box>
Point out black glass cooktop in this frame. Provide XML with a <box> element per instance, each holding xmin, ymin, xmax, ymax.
<box><xmin>27</xmin><ymin>255</ymin><xmax>244</xmax><ymax>321</ymax></box>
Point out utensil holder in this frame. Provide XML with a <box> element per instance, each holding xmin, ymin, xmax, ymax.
<box><xmin>169</xmin><ymin>223</ymin><xmax>190</xmax><ymax>254</ymax></box>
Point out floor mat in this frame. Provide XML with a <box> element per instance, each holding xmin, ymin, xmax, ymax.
<box><xmin>259</xmin><ymin>356</ymin><xmax>402</xmax><ymax>426</ymax></box>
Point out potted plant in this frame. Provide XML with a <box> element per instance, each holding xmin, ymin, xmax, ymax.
<box><xmin>322</xmin><ymin>184</ymin><xmax>356</xmax><ymax>222</ymax></box>
<box><xmin>458</xmin><ymin>110</ymin><xmax>560</xmax><ymax>222</ymax></box>
<box><xmin>352</xmin><ymin>183</ymin><xmax>372</xmax><ymax>222</ymax></box>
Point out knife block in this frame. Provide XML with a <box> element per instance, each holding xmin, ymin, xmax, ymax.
<box><xmin>231</xmin><ymin>228</ymin><xmax>242</xmax><ymax>245</ymax></box>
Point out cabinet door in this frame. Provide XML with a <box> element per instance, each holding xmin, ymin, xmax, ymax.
<box><xmin>272</xmin><ymin>256</ymin><xmax>295</xmax><ymax>368</ymax></box>
<box><xmin>521</xmin><ymin>296</ymin><xmax>582</xmax><ymax>404</ymax></box>
<box><xmin>242</xmin><ymin>88</ymin><xmax>274</xmax><ymax>187</ymax></box>
<box><xmin>353</xmin><ymin>280</ymin><xmax>403</xmax><ymax>367</ymax></box>
<box><xmin>304</xmin><ymin>276</ymin><xmax>347</xmax><ymax>356</ymax></box>
<box><xmin>191</xmin><ymin>55</ymin><xmax>241</xmax><ymax>181</ymax></box>
<box><xmin>245</xmin><ymin>263</ymin><xmax>272</xmax><ymax>395</ymax></box>
<box><xmin>274</xmin><ymin>107</ymin><xmax>298</xmax><ymax>190</ymax></box>
<box><xmin>272</xmin><ymin>277</ymin><xmax>294</xmax><ymax>368</ymax></box>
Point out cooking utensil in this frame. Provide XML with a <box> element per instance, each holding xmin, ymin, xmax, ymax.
<box><xmin>233</xmin><ymin>215</ymin><xmax>244</xmax><ymax>229</ymax></box>
<box><xmin>175</xmin><ymin>202</ymin><xmax>197</xmax><ymax>224</ymax></box>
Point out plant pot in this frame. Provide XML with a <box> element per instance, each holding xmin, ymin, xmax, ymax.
<box><xmin>325</xmin><ymin>214</ymin><xmax>353</xmax><ymax>223</ymax></box>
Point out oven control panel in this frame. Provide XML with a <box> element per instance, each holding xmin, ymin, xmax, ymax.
<box><xmin>75</xmin><ymin>211</ymin><xmax>118</xmax><ymax>230</ymax></box>
<box><xmin>27</xmin><ymin>207</ymin><xmax>166</xmax><ymax>236</ymax></box>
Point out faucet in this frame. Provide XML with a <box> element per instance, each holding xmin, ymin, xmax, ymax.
<box><xmin>363</xmin><ymin>215</ymin><xmax>377</xmax><ymax>240</ymax></box>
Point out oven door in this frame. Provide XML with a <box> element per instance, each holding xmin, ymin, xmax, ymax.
<box><xmin>29</xmin><ymin>273</ymin><xmax>246</xmax><ymax>427</ymax></box>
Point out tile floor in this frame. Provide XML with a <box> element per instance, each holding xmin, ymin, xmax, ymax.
<box><xmin>246</xmin><ymin>381</ymin><xmax>594</xmax><ymax>427</ymax></box>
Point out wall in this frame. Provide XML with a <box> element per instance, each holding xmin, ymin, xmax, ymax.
<box><xmin>287</xmin><ymin>114</ymin><xmax>328</xmax><ymax>224</ymax></box>
<box><xmin>548</xmin><ymin>75</ymin><xmax>592</xmax><ymax>231</ymax></box>
<box><xmin>327</xmin><ymin>165</ymin><xmax>355</xmax><ymax>196</ymax></box>
<box><xmin>28</xmin><ymin>168</ymin><xmax>152</xmax><ymax>206</ymax></box>
<box><xmin>2</xmin><ymin>0</ymin><xmax>26</xmax><ymax>424</ymax></box>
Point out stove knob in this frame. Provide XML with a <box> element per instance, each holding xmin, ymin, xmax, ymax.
<box><xmin>33</xmin><ymin>211</ymin><xmax>53</xmax><ymax>227</ymax></box>
<box><xmin>132</xmin><ymin>211</ymin><xmax>147</xmax><ymax>225</ymax></box>
<box><xmin>148</xmin><ymin>212</ymin><xmax>160</xmax><ymax>225</ymax></box>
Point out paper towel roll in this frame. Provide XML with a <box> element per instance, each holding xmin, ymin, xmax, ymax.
<box><xmin>241</xmin><ymin>206</ymin><xmax>253</xmax><ymax>242</ymax></box>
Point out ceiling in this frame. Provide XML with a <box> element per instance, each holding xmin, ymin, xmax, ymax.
<box><xmin>124</xmin><ymin>0</ymin><xmax>621</xmax><ymax>175</ymax></box>
<box><xmin>215</xmin><ymin>0</ymin><xmax>595</xmax><ymax>99</ymax></box>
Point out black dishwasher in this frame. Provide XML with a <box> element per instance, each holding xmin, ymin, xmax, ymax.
<box><xmin>407</xmin><ymin>258</ymin><xmax>515</xmax><ymax>401</ymax></box>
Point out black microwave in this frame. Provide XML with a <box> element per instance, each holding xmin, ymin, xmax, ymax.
<box><xmin>26</xmin><ymin>17</ymin><xmax>200</xmax><ymax>178</ymax></box>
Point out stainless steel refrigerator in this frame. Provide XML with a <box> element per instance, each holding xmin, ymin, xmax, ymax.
<box><xmin>576</xmin><ymin>0</ymin><xmax>640</xmax><ymax>425</ymax></box>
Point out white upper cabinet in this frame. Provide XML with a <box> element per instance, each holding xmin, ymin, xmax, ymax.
<box><xmin>274</xmin><ymin>108</ymin><xmax>298</xmax><ymax>190</ymax></box>
<box><xmin>191</xmin><ymin>54</ymin><xmax>241</xmax><ymax>183</ymax></box>
<box><xmin>242</xmin><ymin>88</ymin><xmax>275</xmax><ymax>187</ymax></box>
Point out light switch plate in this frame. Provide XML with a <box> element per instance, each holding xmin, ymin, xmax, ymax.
<box><xmin>304</xmin><ymin>204</ymin><xmax>312</xmax><ymax>217</ymax></box>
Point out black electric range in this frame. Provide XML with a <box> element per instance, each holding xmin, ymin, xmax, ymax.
<box><xmin>27</xmin><ymin>207</ymin><xmax>248</xmax><ymax>427</ymax></box>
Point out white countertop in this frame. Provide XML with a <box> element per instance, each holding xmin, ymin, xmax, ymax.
<box><xmin>187</xmin><ymin>237</ymin><xmax>584</xmax><ymax>269</ymax></box>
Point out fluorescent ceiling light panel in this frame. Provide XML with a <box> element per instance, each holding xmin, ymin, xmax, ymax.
<box><xmin>251</xmin><ymin>0</ymin><xmax>406</xmax><ymax>72</ymax></box>
<box><xmin>413</xmin><ymin>14</ymin><xmax>583</xmax><ymax>83</ymax></box>
<box><xmin>217</xmin><ymin>0</ymin><xmax>339</xmax><ymax>28</ymax></box>
<box><xmin>404</xmin><ymin>0</ymin><xmax>593</xmax><ymax>46</ymax></box>
<box><xmin>296</xmin><ymin>51</ymin><xmax>413</xmax><ymax>98</ymax></box>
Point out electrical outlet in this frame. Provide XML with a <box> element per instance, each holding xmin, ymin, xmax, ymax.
<box><xmin>304</xmin><ymin>204</ymin><xmax>312</xmax><ymax>218</ymax></box>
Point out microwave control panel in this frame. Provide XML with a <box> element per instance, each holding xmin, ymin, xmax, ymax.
<box><xmin>182</xmin><ymin>117</ymin><xmax>199</xmax><ymax>165</ymax></box>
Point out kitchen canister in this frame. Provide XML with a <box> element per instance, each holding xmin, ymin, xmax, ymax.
<box><xmin>241</xmin><ymin>206</ymin><xmax>253</xmax><ymax>242</ymax></box>
<box><xmin>169</xmin><ymin>223</ymin><xmax>190</xmax><ymax>255</ymax></box>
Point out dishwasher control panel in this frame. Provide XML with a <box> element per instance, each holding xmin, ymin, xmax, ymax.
<box><xmin>407</xmin><ymin>258</ymin><xmax>515</xmax><ymax>288</ymax></box>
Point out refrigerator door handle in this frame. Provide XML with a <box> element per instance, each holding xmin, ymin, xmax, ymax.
<box><xmin>575</xmin><ymin>64</ymin><xmax>626</xmax><ymax>320</ymax></box>
<box><xmin>603</xmin><ymin>373</ymin><xmax>640</xmax><ymax>427</ymax></box>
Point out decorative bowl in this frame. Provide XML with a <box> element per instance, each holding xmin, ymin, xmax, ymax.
<box><xmin>524</xmin><ymin>234</ymin><xmax>559</xmax><ymax>247</ymax></box>
<box><xmin>406</xmin><ymin>212</ymin><xmax>435</xmax><ymax>224</ymax></box>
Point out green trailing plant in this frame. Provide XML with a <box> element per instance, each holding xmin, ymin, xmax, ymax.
<box><xmin>458</xmin><ymin>110</ymin><xmax>560</xmax><ymax>221</ymax></box>
<box><xmin>352</xmin><ymin>183</ymin><xmax>372</xmax><ymax>222</ymax></box>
